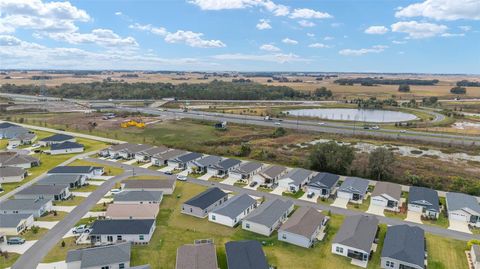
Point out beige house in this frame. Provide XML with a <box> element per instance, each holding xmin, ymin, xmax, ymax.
<box><xmin>105</xmin><ymin>203</ymin><xmax>160</xmax><ymax>220</ymax></box>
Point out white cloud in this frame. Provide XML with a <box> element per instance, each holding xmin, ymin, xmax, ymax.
<box><xmin>289</xmin><ymin>8</ymin><xmax>332</xmax><ymax>19</ymax></box>
<box><xmin>129</xmin><ymin>23</ymin><xmax>167</xmax><ymax>36</ymax></box>
<box><xmin>165</xmin><ymin>30</ymin><xmax>226</xmax><ymax>48</ymax></box>
<box><xmin>282</xmin><ymin>38</ymin><xmax>298</xmax><ymax>45</ymax></box>
<box><xmin>307</xmin><ymin>33</ymin><xmax>315</xmax><ymax>37</ymax></box>
<box><xmin>48</xmin><ymin>29</ymin><xmax>138</xmax><ymax>47</ymax></box>
<box><xmin>391</xmin><ymin>21</ymin><xmax>447</xmax><ymax>39</ymax></box>
<box><xmin>392</xmin><ymin>40</ymin><xmax>407</xmax><ymax>44</ymax></box>
<box><xmin>395</xmin><ymin>0</ymin><xmax>480</xmax><ymax>21</ymax></box>
<box><xmin>441</xmin><ymin>32</ymin><xmax>465</xmax><ymax>37</ymax></box>
<box><xmin>260</xmin><ymin>44</ymin><xmax>281</xmax><ymax>52</ymax></box>
<box><xmin>115</xmin><ymin>11</ymin><xmax>122</xmax><ymax>16</ymax></box>
<box><xmin>459</xmin><ymin>25</ymin><xmax>472</xmax><ymax>32</ymax></box>
<box><xmin>365</xmin><ymin>25</ymin><xmax>389</xmax><ymax>35</ymax></box>
<box><xmin>323</xmin><ymin>36</ymin><xmax>334</xmax><ymax>40</ymax></box>
<box><xmin>256</xmin><ymin>19</ymin><xmax>272</xmax><ymax>30</ymax></box>
<box><xmin>339</xmin><ymin>45</ymin><xmax>388</xmax><ymax>56</ymax></box>
<box><xmin>188</xmin><ymin>0</ymin><xmax>290</xmax><ymax>16</ymax></box>
<box><xmin>212</xmin><ymin>53</ymin><xmax>306</xmax><ymax>63</ymax></box>
<box><xmin>308</xmin><ymin>43</ymin><xmax>330</xmax><ymax>48</ymax></box>
<box><xmin>298</xmin><ymin>20</ymin><xmax>315</xmax><ymax>27</ymax></box>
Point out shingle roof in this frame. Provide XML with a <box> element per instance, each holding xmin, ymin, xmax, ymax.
<box><xmin>210</xmin><ymin>158</ymin><xmax>241</xmax><ymax>170</ymax></box>
<box><xmin>259</xmin><ymin>165</ymin><xmax>287</xmax><ymax>179</ymax></box>
<box><xmin>192</xmin><ymin>155</ymin><xmax>222</xmax><ymax>168</ymax></box>
<box><xmin>106</xmin><ymin>204</ymin><xmax>159</xmax><ymax>219</ymax></box>
<box><xmin>225</xmin><ymin>240</ymin><xmax>269</xmax><ymax>269</ymax></box>
<box><xmin>173</xmin><ymin>152</ymin><xmax>203</xmax><ymax>163</ymax></box>
<box><xmin>381</xmin><ymin>225</ymin><xmax>425</xmax><ymax>268</ymax></box>
<box><xmin>66</xmin><ymin>242</ymin><xmax>131</xmax><ymax>268</ymax></box>
<box><xmin>116</xmin><ymin>144</ymin><xmax>155</xmax><ymax>154</ymax></box>
<box><xmin>279</xmin><ymin>207</ymin><xmax>325</xmax><ymax>238</ymax></box>
<box><xmin>37</xmin><ymin>174</ymin><xmax>84</xmax><ymax>186</ymax></box>
<box><xmin>0</xmin><ymin>214</ymin><xmax>33</xmax><ymax>228</ymax></box>
<box><xmin>280</xmin><ymin>168</ymin><xmax>313</xmax><ymax>186</ymax></box>
<box><xmin>10</xmin><ymin>132</ymin><xmax>36</xmax><ymax>141</ymax></box>
<box><xmin>0</xmin><ymin>122</ymin><xmax>18</xmax><ymax>129</ymax></box>
<box><xmin>446</xmin><ymin>192</ymin><xmax>480</xmax><ymax>215</ymax></box>
<box><xmin>243</xmin><ymin>198</ymin><xmax>293</xmax><ymax>227</ymax></box>
<box><xmin>231</xmin><ymin>161</ymin><xmax>263</xmax><ymax>175</ymax></box>
<box><xmin>212</xmin><ymin>194</ymin><xmax>256</xmax><ymax>218</ymax></box>
<box><xmin>90</xmin><ymin>219</ymin><xmax>155</xmax><ymax>235</ymax></box>
<box><xmin>0</xmin><ymin>198</ymin><xmax>52</xmax><ymax>211</ymax></box>
<box><xmin>114</xmin><ymin>190</ymin><xmax>163</xmax><ymax>203</ymax></box>
<box><xmin>333</xmin><ymin>215</ymin><xmax>379</xmax><ymax>253</ymax></box>
<box><xmin>408</xmin><ymin>186</ymin><xmax>439</xmax><ymax>212</ymax></box>
<box><xmin>176</xmin><ymin>243</ymin><xmax>218</xmax><ymax>269</ymax></box>
<box><xmin>16</xmin><ymin>184</ymin><xmax>67</xmax><ymax>195</ymax></box>
<box><xmin>122</xmin><ymin>179</ymin><xmax>175</xmax><ymax>189</ymax></box>
<box><xmin>51</xmin><ymin>141</ymin><xmax>84</xmax><ymax>150</ymax></box>
<box><xmin>0</xmin><ymin>152</ymin><xmax>39</xmax><ymax>166</ymax></box>
<box><xmin>371</xmin><ymin>182</ymin><xmax>402</xmax><ymax>202</ymax></box>
<box><xmin>338</xmin><ymin>177</ymin><xmax>369</xmax><ymax>195</ymax></box>
<box><xmin>48</xmin><ymin>166</ymin><xmax>99</xmax><ymax>174</ymax></box>
<box><xmin>184</xmin><ymin>187</ymin><xmax>227</xmax><ymax>210</ymax></box>
<box><xmin>40</xmin><ymin>133</ymin><xmax>74</xmax><ymax>142</ymax></box>
<box><xmin>0</xmin><ymin>166</ymin><xmax>25</xmax><ymax>177</ymax></box>
<box><xmin>153</xmin><ymin>149</ymin><xmax>188</xmax><ymax>161</ymax></box>
<box><xmin>137</xmin><ymin>146</ymin><xmax>169</xmax><ymax>156</ymax></box>
<box><xmin>307</xmin><ymin>172</ymin><xmax>340</xmax><ymax>189</ymax></box>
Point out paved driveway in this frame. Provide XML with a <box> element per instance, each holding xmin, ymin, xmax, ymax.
<box><xmin>271</xmin><ymin>186</ymin><xmax>286</xmax><ymax>195</ymax></box>
<box><xmin>71</xmin><ymin>191</ymin><xmax>92</xmax><ymax>197</ymax></box>
<box><xmin>91</xmin><ymin>175</ymin><xmax>113</xmax><ymax>181</ymax></box>
<box><xmin>36</xmin><ymin>261</ymin><xmax>67</xmax><ymax>269</ymax></box>
<box><xmin>52</xmin><ymin>206</ymin><xmax>75</xmax><ymax>212</ymax></box>
<box><xmin>221</xmin><ymin>177</ymin><xmax>238</xmax><ymax>185</ymax></box>
<box><xmin>158</xmin><ymin>166</ymin><xmax>175</xmax><ymax>172</ymax></box>
<box><xmin>331</xmin><ymin>197</ymin><xmax>349</xmax><ymax>209</ymax></box>
<box><xmin>448</xmin><ymin>220</ymin><xmax>472</xmax><ymax>234</ymax></box>
<box><xmin>405</xmin><ymin>211</ymin><xmax>423</xmax><ymax>224</ymax></box>
<box><xmin>82</xmin><ymin>211</ymin><xmax>105</xmax><ymax>219</ymax></box>
<box><xmin>177</xmin><ymin>170</ymin><xmax>189</xmax><ymax>176</ymax></box>
<box><xmin>33</xmin><ymin>221</ymin><xmax>59</xmax><ymax>229</ymax></box>
<box><xmin>88</xmin><ymin>180</ymin><xmax>103</xmax><ymax>186</ymax></box>
<box><xmin>139</xmin><ymin>162</ymin><xmax>152</xmax><ymax>168</ymax></box>
<box><xmin>299</xmin><ymin>192</ymin><xmax>318</xmax><ymax>202</ymax></box>
<box><xmin>123</xmin><ymin>159</ymin><xmax>137</xmax><ymax>165</ymax></box>
<box><xmin>198</xmin><ymin>173</ymin><xmax>212</xmax><ymax>180</ymax></box>
<box><xmin>366</xmin><ymin>204</ymin><xmax>385</xmax><ymax>216</ymax></box>
<box><xmin>0</xmin><ymin>240</ymin><xmax>37</xmax><ymax>254</ymax></box>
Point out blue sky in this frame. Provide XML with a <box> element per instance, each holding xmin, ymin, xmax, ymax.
<box><xmin>0</xmin><ymin>0</ymin><xmax>479</xmax><ymax>73</ymax></box>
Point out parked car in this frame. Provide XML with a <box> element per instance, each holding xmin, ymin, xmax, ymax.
<box><xmin>31</xmin><ymin>143</ymin><xmax>40</xmax><ymax>148</ymax></box>
<box><xmin>72</xmin><ymin>224</ymin><xmax>90</xmax><ymax>234</ymax></box>
<box><xmin>274</xmin><ymin>122</ymin><xmax>281</xmax><ymax>125</ymax></box>
<box><xmin>176</xmin><ymin>175</ymin><xmax>187</xmax><ymax>181</ymax></box>
<box><xmin>307</xmin><ymin>192</ymin><xmax>315</xmax><ymax>199</ymax></box>
<box><xmin>318</xmin><ymin>122</ymin><xmax>325</xmax><ymax>125</ymax></box>
<box><xmin>164</xmin><ymin>171</ymin><xmax>173</xmax><ymax>175</ymax></box>
<box><xmin>400</xmin><ymin>129</ymin><xmax>407</xmax><ymax>133</ymax></box>
<box><xmin>249</xmin><ymin>181</ymin><xmax>258</xmax><ymax>187</ymax></box>
<box><xmin>110</xmin><ymin>189</ymin><xmax>122</xmax><ymax>195</ymax></box>
<box><xmin>7</xmin><ymin>237</ymin><xmax>25</xmax><ymax>245</ymax></box>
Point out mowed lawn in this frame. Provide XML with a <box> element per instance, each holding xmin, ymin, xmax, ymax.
<box><xmin>129</xmin><ymin>182</ymin><xmax>468</xmax><ymax>269</ymax></box>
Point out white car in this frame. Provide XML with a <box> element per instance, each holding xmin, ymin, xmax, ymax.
<box><xmin>274</xmin><ymin>122</ymin><xmax>281</xmax><ymax>125</ymax></box>
<box><xmin>176</xmin><ymin>175</ymin><xmax>187</xmax><ymax>181</ymax></box>
<box><xmin>371</xmin><ymin>126</ymin><xmax>380</xmax><ymax>130</ymax></box>
<box><xmin>110</xmin><ymin>188</ymin><xmax>122</xmax><ymax>195</ymax></box>
<box><xmin>318</xmin><ymin>122</ymin><xmax>325</xmax><ymax>125</ymax></box>
<box><xmin>72</xmin><ymin>224</ymin><xmax>90</xmax><ymax>234</ymax></box>
<box><xmin>400</xmin><ymin>130</ymin><xmax>407</xmax><ymax>133</ymax></box>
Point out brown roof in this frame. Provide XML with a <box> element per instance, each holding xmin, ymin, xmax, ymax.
<box><xmin>279</xmin><ymin>206</ymin><xmax>325</xmax><ymax>238</ymax></box>
<box><xmin>259</xmin><ymin>165</ymin><xmax>287</xmax><ymax>179</ymax></box>
<box><xmin>176</xmin><ymin>243</ymin><xmax>218</xmax><ymax>269</ymax></box>
<box><xmin>0</xmin><ymin>152</ymin><xmax>39</xmax><ymax>166</ymax></box>
<box><xmin>371</xmin><ymin>182</ymin><xmax>402</xmax><ymax>201</ymax></box>
<box><xmin>122</xmin><ymin>178</ymin><xmax>175</xmax><ymax>189</ymax></box>
<box><xmin>106</xmin><ymin>203</ymin><xmax>159</xmax><ymax>219</ymax></box>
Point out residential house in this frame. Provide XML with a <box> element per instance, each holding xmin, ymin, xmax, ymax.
<box><xmin>121</xmin><ymin>178</ymin><xmax>176</xmax><ymax>195</ymax></box>
<box><xmin>49</xmin><ymin>141</ymin><xmax>85</xmax><ymax>155</ymax></box>
<box><xmin>225</xmin><ymin>240</ymin><xmax>269</xmax><ymax>269</ymax></box>
<box><xmin>134</xmin><ymin>146</ymin><xmax>169</xmax><ymax>162</ymax></box>
<box><xmin>206</xmin><ymin>158</ymin><xmax>242</xmax><ymax>178</ymax></box>
<box><xmin>182</xmin><ymin>187</ymin><xmax>228</xmax><ymax>218</ymax></box>
<box><xmin>0</xmin><ymin>198</ymin><xmax>53</xmax><ymax>217</ymax></box>
<box><xmin>306</xmin><ymin>172</ymin><xmax>340</xmax><ymax>198</ymax></box>
<box><xmin>471</xmin><ymin>244</ymin><xmax>480</xmax><ymax>269</ymax></box>
<box><xmin>167</xmin><ymin>152</ymin><xmax>203</xmax><ymax>170</ymax></box>
<box><xmin>0</xmin><ymin>213</ymin><xmax>34</xmax><ymax>235</ymax></box>
<box><xmin>257</xmin><ymin>165</ymin><xmax>287</xmax><ymax>185</ymax></box>
<box><xmin>0</xmin><ymin>123</ymin><xmax>29</xmax><ymax>139</ymax></box>
<box><xmin>408</xmin><ymin>186</ymin><xmax>440</xmax><ymax>219</ymax></box>
<box><xmin>176</xmin><ymin>242</ymin><xmax>218</xmax><ymax>269</ymax></box>
<box><xmin>66</xmin><ymin>242</ymin><xmax>143</xmax><ymax>269</ymax></box>
<box><xmin>446</xmin><ymin>192</ymin><xmax>480</xmax><ymax>228</ymax></box>
<box><xmin>208</xmin><ymin>193</ymin><xmax>257</xmax><ymax>227</ymax></box>
<box><xmin>39</xmin><ymin>133</ymin><xmax>76</xmax><ymax>146</ymax></box>
<box><xmin>106</xmin><ymin>204</ymin><xmax>160</xmax><ymax>220</ymax></box>
<box><xmin>381</xmin><ymin>225</ymin><xmax>426</xmax><ymax>269</ymax></box>
<box><xmin>47</xmin><ymin>166</ymin><xmax>104</xmax><ymax>179</ymax></box>
<box><xmin>187</xmin><ymin>155</ymin><xmax>222</xmax><ymax>174</ymax></box>
<box><xmin>278</xmin><ymin>206</ymin><xmax>327</xmax><ymax>248</ymax></box>
<box><xmin>113</xmin><ymin>190</ymin><xmax>163</xmax><ymax>204</ymax></box>
<box><xmin>0</xmin><ymin>152</ymin><xmax>40</xmax><ymax>168</ymax></box>
<box><xmin>278</xmin><ymin>168</ymin><xmax>314</xmax><ymax>193</ymax></box>
<box><xmin>229</xmin><ymin>161</ymin><xmax>263</xmax><ymax>181</ymax></box>
<box><xmin>242</xmin><ymin>198</ymin><xmax>294</xmax><ymax>236</ymax></box>
<box><xmin>332</xmin><ymin>215</ymin><xmax>379</xmax><ymax>267</ymax></box>
<box><xmin>37</xmin><ymin>174</ymin><xmax>86</xmax><ymax>189</ymax></box>
<box><xmin>8</xmin><ymin>132</ymin><xmax>37</xmax><ymax>148</ymax></box>
<box><xmin>150</xmin><ymin>149</ymin><xmax>187</xmax><ymax>167</ymax></box>
<box><xmin>89</xmin><ymin>219</ymin><xmax>156</xmax><ymax>245</ymax></box>
<box><xmin>0</xmin><ymin>166</ymin><xmax>27</xmax><ymax>183</ymax></box>
<box><xmin>14</xmin><ymin>184</ymin><xmax>71</xmax><ymax>201</ymax></box>
<box><xmin>337</xmin><ymin>177</ymin><xmax>370</xmax><ymax>204</ymax></box>
<box><xmin>100</xmin><ymin>143</ymin><xmax>156</xmax><ymax>160</ymax></box>
<box><xmin>371</xmin><ymin>182</ymin><xmax>402</xmax><ymax>212</ymax></box>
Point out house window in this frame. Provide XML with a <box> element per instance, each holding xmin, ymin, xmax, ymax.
<box><xmin>119</xmin><ymin>264</ymin><xmax>125</xmax><ymax>269</ymax></box>
<box><xmin>336</xmin><ymin>246</ymin><xmax>343</xmax><ymax>253</ymax></box>
<box><xmin>101</xmin><ymin>266</ymin><xmax>110</xmax><ymax>269</ymax></box>
<box><xmin>282</xmin><ymin>234</ymin><xmax>287</xmax><ymax>239</ymax></box>
<box><xmin>212</xmin><ymin>215</ymin><xmax>216</xmax><ymax>220</ymax></box>
<box><xmin>117</xmin><ymin>235</ymin><xmax>122</xmax><ymax>241</ymax></box>
<box><xmin>386</xmin><ymin>261</ymin><xmax>395</xmax><ymax>268</ymax></box>
<box><xmin>107</xmin><ymin>236</ymin><xmax>113</xmax><ymax>242</ymax></box>
<box><xmin>246</xmin><ymin>223</ymin><xmax>250</xmax><ymax>228</ymax></box>
<box><xmin>190</xmin><ymin>208</ymin><xmax>193</xmax><ymax>213</ymax></box>
<box><xmin>139</xmin><ymin>235</ymin><xmax>144</xmax><ymax>240</ymax></box>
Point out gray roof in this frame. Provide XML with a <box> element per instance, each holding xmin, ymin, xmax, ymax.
<box><xmin>281</xmin><ymin>168</ymin><xmax>313</xmax><ymax>186</ymax></box>
<box><xmin>243</xmin><ymin>198</ymin><xmax>293</xmax><ymax>227</ymax></box>
<box><xmin>48</xmin><ymin>166</ymin><xmax>101</xmax><ymax>174</ymax></box>
<box><xmin>212</xmin><ymin>194</ymin><xmax>256</xmax><ymax>218</ymax></box>
<box><xmin>184</xmin><ymin>187</ymin><xmax>227</xmax><ymax>210</ymax></box>
<box><xmin>0</xmin><ymin>214</ymin><xmax>33</xmax><ymax>228</ymax></box>
<box><xmin>130</xmin><ymin>266</ymin><xmax>151</xmax><ymax>269</ymax></box>
<box><xmin>210</xmin><ymin>158</ymin><xmax>241</xmax><ymax>170</ymax></box>
<box><xmin>371</xmin><ymin>182</ymin><xmax>402</xmax><ymax>202</ymax></box>
<box><xmin>307</xmin><ymin>172</ymin><xmax>340</xmax><ymax>189</ymax></box>
<box><xmin>231</xmin><ymin>161</ymin><xmax>263</xmax><ymax>175</ymax></box>
<box><xmin>409</xmin><ymin>186</ymin><xmax>439</xmax><ymax>212</ymax></box>
<box><xmin>16</xmin><ymin>185</ymin><xmax>67</xmax><ymax>196</ymax></box>
<box><xmin>259</xmin><ymin>165</ymin><xmax>287</xmax><ymax>179</ymax></box>
<box><xmin>153</xmin><ymin>149</ymin><xmax>188</xmax><ymax>161</ymax></box>
<box><xmin>176</xmin><ymin>243</ymin><xmax>218</xmax><ymax>269</ymax></box>
<box><xmin>137</xmin><ymin>146</ymin><xmax>169</xmax><ymax>156</ymax></box>
<box><xmin>51</xmin><ymin>141</ymin><xmax>84</xmax><ymax>150</ymax></box>
<box><xmin>0</xmin><ymin>166</ymin><xmax>25</xmax><ymax>177</ymax></box>
<box><xmin>333</xmin><ymin>215</ymin><xmax>379</xmax><ymax>253</ymax></box>
<box><xmin>37</xmin><ymin>174</ymin><xmax>84</xmax><ymax>186</ymax></box>
<box><xmin>40</xmin><ymin>133</ymin><xmax>74</xmax><ymax>142</ymax></box>
<box><xmin>0</xmin><ymin>198</ymin><xmax>52</xmax><ymax>211</ymax></box>
<box><xmin>279</xmin><ymin>207</ymin><xmax>325</xmax><ymax>238</ymax></box>
<box><xmin>108</xmin><ymin>143</ymin><xmax>137</xmax><ymax>152</ymax></box>
<box><xmin>66</xmin><ymin>242</ymin><xmax>131</xmax><ymax>268</ymax></box>
<box><xmin>114</xmin><ymin>190</ymin><xmax>163</xmax><ymax>203</ymax></box>
<box><xmin>381</xmin><ymin>225</ymin><xmax>425</xmax><ymax>268</ymax></box>
<box><xmin>10</xmin><ymin>132</ymin><xmax>36</xmax><ymax>141</ymax></box>
<box><xmin>90</xmin><ymin>219</ymin><xmax>155</xmax><ymax>235</ymax></box>
<box><xmin>192</xmin><ymin>155</ymin><xmax>222</xmax><ymax>168</ymax></box>
<box><xmin>173</xmin><ymin>152</ymin><xmax>203</xmax><ymax>163</ymax></box>
<box><xmin>0</xmin><ymin>122</ymin><xmax>18</xmax><ymax>129</ymax></box>
<box><xmin>0</xmin><ymin>152</ymin><xmax>39</xmax><ymax>166</ymax></box>
<box><xmin>115</xmin><ymin>143</ymin><xmax>155</xmax><ymax>154</ymax></box>
<box><xmin>0</xmin><ymin>126</ymin><xmax>30</xmax><ymax>139</ymax></box>
<box><xmin>122</xmin><ymin>178</ymin><xmax>175</xmax><ymax>190</ymax></box>
<box><xmin>338</xmin><ymin>177</ymin><xmax>369</xmax><ymax>195</ymax></box>
<box><xmin>225</xmin><ymin>240</ymin><xmax>269</xmax><ymax>269</ymax></box>
<box><xmin>446</xmin><ymin>192</ymin><xmax>480</xmax><ymax>215</ymax></box>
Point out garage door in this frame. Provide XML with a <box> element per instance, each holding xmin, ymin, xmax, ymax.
<box><xmin>371</xmin><ymin>197</ymin><xmax>387</xmax><ymax>207</ymax></box>
<box><xmin>448</xmin><ymin>212</ymin><xmax>469</xmax><ymax>222</ymax></box>
<box><xmin>337</xmin><ymin>191</ymin><xmax>352</xmax><ymax>200</ymax></box>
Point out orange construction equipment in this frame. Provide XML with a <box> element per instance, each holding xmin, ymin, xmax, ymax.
<box><xmin>120</xmin><ymin>119</ymin><xmax>145</xmax><ymax>128</ymax></box>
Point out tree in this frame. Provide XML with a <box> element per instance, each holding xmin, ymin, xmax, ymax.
<box><xmin>308</xmin><ymin>141</ymin><xmax>355</xmax><ymax>174</ymax></box>
<box><xmin>450</xmin><ymin>86</ymin><xmax>467</xmax><ymax>94</ymax></box>
<box><xmin>368</xmin><ymin>147</ymin><xmax>395</xmax><ymax>180</ymax></box>
<box><xmin>272</xmin><ymin>127</ymin><xmax>286</xmax><ymax>138</ymax></box>
<box><xmin>314</xmin><ymin>87</ymin><xmax>333</xmax><ymax>98</ymax></box>
<box><xmin>238</xmin><ymin>143</ymin><xmax>252</xmax><ymax>157</ymax></box>
<box><xmin>398</xmin><ymin>84</ymin><xmax>410</xmax><ymax>92</ymax></box>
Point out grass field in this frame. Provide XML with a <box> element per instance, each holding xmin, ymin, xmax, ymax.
<box><xmin>37</xmin><ymin>211</ymin><xmax>68</xmax><ymax>221</ymax></box>
<box><xmin>0</xmin><ymin>253</ymin><xmax>20</xmax><ymax>269</ymax></box>
<box><xmin>54</xmin><ymin>196</ymin><xmax>86</xmax><ymax>206</ymax></box>
<box><xmin>42</xmin><ymin>237</ymin><xmax>81</xmax><ymax>263</ymax></box>
<box><xmin>68</xmin><ymin>159</ymin><xmax>124</xmax><ymax>176</ymax></box>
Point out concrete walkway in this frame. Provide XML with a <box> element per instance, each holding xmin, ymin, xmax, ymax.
<box><xmin>33</xmin><ymin>221</ymin><xmax>59</xmax><ymax>229</ymax></box>
<box><xmin>52</xmin><ymin>206</ymin><xmax>75</xmax><ymax>212</ymax></box>
<box><xmin>198</xmin><ymin>173</ymin><xmax>212</xmax><ymax>180</ymax></box>
<box><xmin>0</xmin><ymin>240</ymin><xmax>37</xmax><ymax>254</ymax></box>
<box><xmin>36</xmin><ymin>261</ymin><xmax>67</xmax><ymax>269</ymax></box>
<box><xmin>299</xmin><ymin>192</ymin><xmax>318</xmax><ymax>203</ymax></box>
<box><xmin>366</xmin><ymin>204</ymin><xmax>385</xmax><ymax>216</ymax></box>
<box><xmin>140</xmin><ymin>162</ymin><xmax>153</xmax><ymax>168</ymax></box>
<box><xmin>220</xmin><ymin>177</ymin><xmax>238</xmax><ymax>185</ymax></box>
<box><xmin>82</xmin><ymin>211</ymin><xmax>105</xmax><ymax>218</ymax></box>
<box><xmin>271</xmin><ymin>186</ymin><xmax>286</xmax><ymax>195</ymax></box>
<box><xmin>331</xmin><ymin>197</ymin><xmax>349</xmax><ymax>209</ymax></box>
<box><xmin>71</xmin><ymin>191</ymin><xmax>92</xmax><ymax>197</ymax></box>
<box><xmin>448</xmin><ymin>220</ymin><xmax>472</xmax><ymax>234</ymax></box>
<box><xmin>405</xmin><ymin>211</ymin><xmax>423</xmax><ymax>224</ymax></box>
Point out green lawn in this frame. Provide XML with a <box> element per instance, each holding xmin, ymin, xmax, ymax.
<box><xmin>90</xmin><ymin>202</ymin><xmax>109</xmax><ymax>212</ymax></box>
<box><xmin>233</xmin><ymin>181</ymin><xmax>247</xmax><ymax>187</ymax></box>
<box><xmin>20</xmin><ymin>227</ymin><xmax>49</xmax><ymax>241</ymax></box>
<box><xmin>54</xmin><ymin>196</ymin><xmax>85</xmax><ymax>206</ymax></box>
<box><xmin>68</xmin><ymin>159</ymin><xmax>124</xmax><ymax>176</ymax></box>
<box><xmin>423</xmin><ymin>212</ymin><xmax>450</xmax><ymax>229</ymax></box>
<box><xmin>347</xmin><ymin>197</ymin><xmax>371</xmax><ymax>212</ymax></box>
<box><xmin>42</xmin><ymin>237</ymin><xmax>82</xmax><ymax>263</ymax></box>
<box><xmin>37</xmin><ymin>211</ymin><xmax>68</xmax><ymax>221</ymax></box>
<box><xmin>0</xmin><ymin>253</ymin><xmax>20</xmax><ymax>269</ymax></box>
<box><xmin>282</xmin><ymin>190</ymin><xmax>305</xmax><ymax>199</ymax></box>
<box><xmin>0</xmin><ymin>139</ymin><xmax>7</xmax><ymax>150</ymax></box>
<box><xmin>427</xmin><ymin>234</ymin><xmax>468</xmax><ymax>269</ymax></box>
<box><xmin>74</xmin><ymin>183</ymin><xmax>100</xmax><ymax>192</ymax></box>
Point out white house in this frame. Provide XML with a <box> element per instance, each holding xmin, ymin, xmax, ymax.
<box><xmin>471</xmin><ymin>245</ymin><xmax>480</xmax><ymax>269</ymax></box>
<box><xmin>0</xmin><ymin>213</ymin><xmax>34</xmax><ymax>235</ymax></box>
<box><xmin>446</xmin><ymin>192</ymin><xmax>480</xmax><ymax>228</ymax></box>
<box><xmin>208</xmin><ymin>194</ymin><xmax>257</xmax><ymax>227</ymax></box>
<box><xmin>89</xmin><ymin>219</ymin><xmax>156</xmax><ymax>245</ymax></box>
<box><xmin>66</xmin><ymin>242</ymin><xmax>136</xmax><ymax>269</ymax></box>
<box><xmin>242</xmin><ymin>199</ymin><xmax>294</xmax><ymax>236</ymax></box>
<box><xmin>229</xmin><ymin>161</ymin><xmax>263</xmax><ymax>181</ymax></box>
<box><xmin>337</xmin><ymin>177</ymin><xmax>370</xmax><ymax>204</ymax></box>
<box><xmin>49</xmin><ymin>141</ymin><xmax>85</xmax><ymax>155</ymax></box>
<box><xmin>370</xmin><ymin>182</ymin><xmax>402</xmax><ymax>212</ymax></box>
<box><xmin>278</xmin><ymin>168</ymin><xmax>314</xmax><ymax>193</ymax></box>
<box><xmin>0</xmin><ymin>166</ymin><xmax>27</xmax><ymax>183</ymax></box>
<box><xmin>39</xmin><ymin>134</ymin><xmax>76</xmax><ymax>146</ymax></box>
<box><xmin>278</xmin><ymin>206</ymin><xmax>327</xmax><ymax>248</ymax></box>
<box><xmin>47</xmin><ymin>166</ymin><xmax>104</xmax><ymax>179</ymax></box>
<box><xmin>408</xmin><ymin>186</ymin><xmax>440</xmax><ymax>219</ymax></box>
<box><xmin>0</xmin><ymin>198</ymin><xmax>53</xmax><ymax>218</ymax></box>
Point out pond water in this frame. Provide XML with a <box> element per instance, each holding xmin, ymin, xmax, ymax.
<box><xmin>285</xmin><ymin>108</ymin><xmax>417</xmax><ymax>123</ymax></box>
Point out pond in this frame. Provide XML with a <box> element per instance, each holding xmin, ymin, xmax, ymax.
<box><xmin>285</xmin><ymin>108</ymin><xmax>417</xmax><ymax>123</ymax></box>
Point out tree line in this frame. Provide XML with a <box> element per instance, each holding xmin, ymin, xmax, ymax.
<box><xmin>334</xmin><ymin>77</ymin><xmax>439</xmax><ymax>86</ymax></box>
<box><xmin>457</xmin><ymin>80</ymin><xmax>480</xmax><ymax>87</ymax></box>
